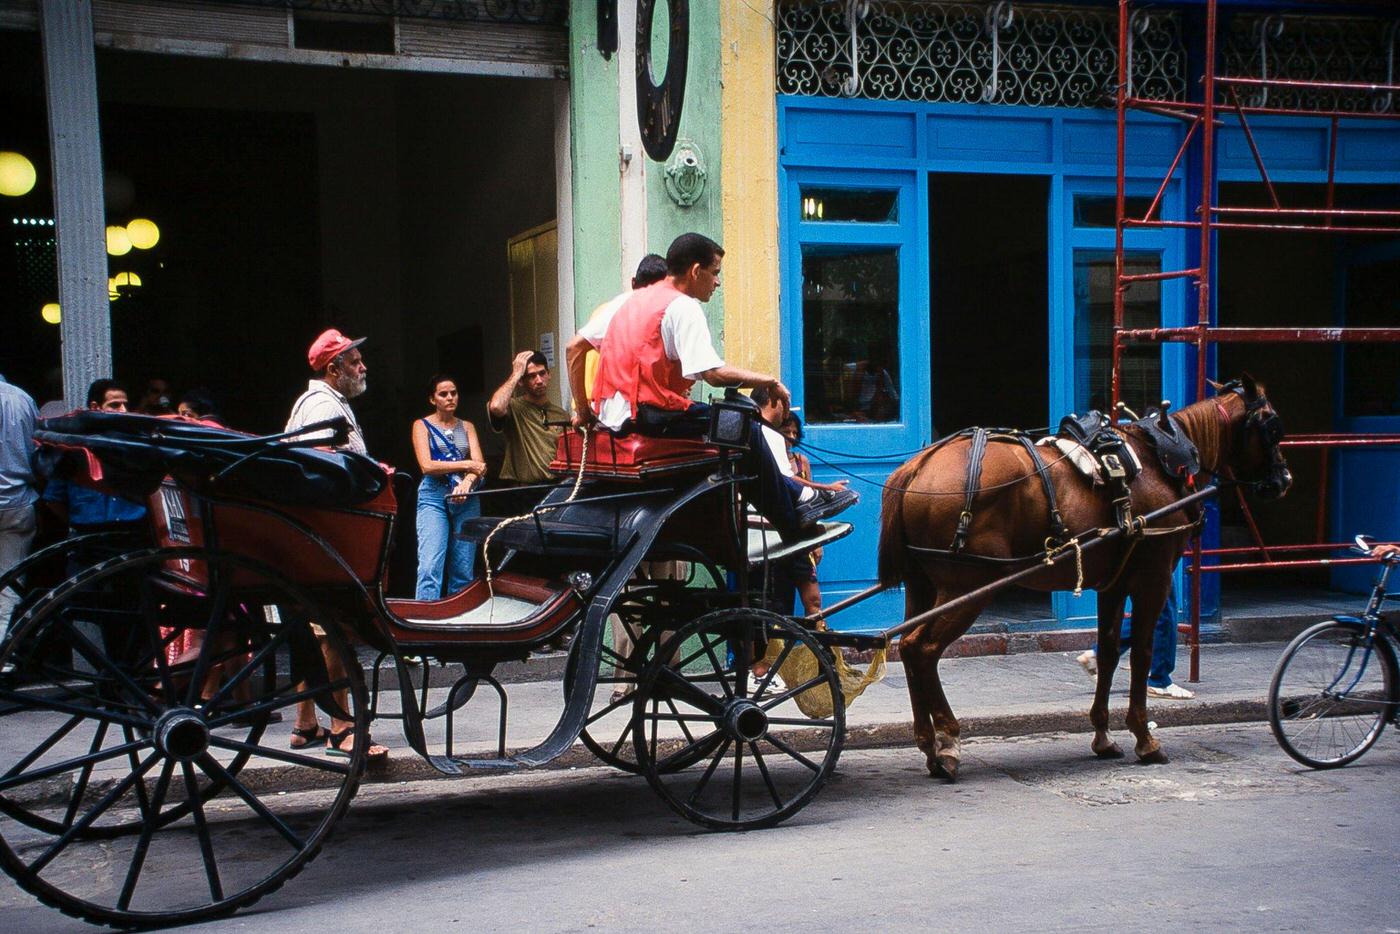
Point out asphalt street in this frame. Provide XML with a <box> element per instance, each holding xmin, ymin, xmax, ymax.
<box><xmin>4</xmin><ymin>721</ymin><xmax>1396</xmax><ymax>933</ymax></box>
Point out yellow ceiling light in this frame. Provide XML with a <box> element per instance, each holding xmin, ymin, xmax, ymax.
<box><xmin>41</xmin><ymin>302</ymin><xmax>61</xmax><ymax>325</ymax></box>
<box><xmin>106</xmin><ymin>225</ymin><xmax>132</xmax><ymax>256</ymax></box>
<box><xmin>0</xmin><ymin>152</ymin><xmax>37</xmax><ymax>197</ymax></box>
<box><xmin>113</xmin><ymin>271</ymin><xmax>142</xmax><ymax>288</ymax></box>
<box><xmin>126</xmin><ymin>217</ymin><xmax>159</xmax><ymax>250</ymax></box>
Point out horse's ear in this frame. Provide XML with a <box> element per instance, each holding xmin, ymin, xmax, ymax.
<box><xmin>1241</xmin><ymin>372</ymin><xmax>1259</xmax><ymax>399</ymax></box>
<box><xmin>1207</xmin><ymin>378</ymin><xmax>1226</xmax><ymax>393</ymax></box>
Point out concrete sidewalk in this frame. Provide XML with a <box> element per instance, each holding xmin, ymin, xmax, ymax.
<box><xmin>328</xmin><ymin>639</ymin><xmax>1290</xmax><ymax>782</ymax></box>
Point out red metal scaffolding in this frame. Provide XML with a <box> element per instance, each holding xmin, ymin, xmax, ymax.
<box><xmin>1112</xmin><ymin>0</ymin><xmax>1400</xmax><ymax>681</ymax></box>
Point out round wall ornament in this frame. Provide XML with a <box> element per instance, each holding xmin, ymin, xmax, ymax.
<box><xmin>636</xmin><ymin>0</ymin><xmax>689</xmax><ymax>162</ymax></box>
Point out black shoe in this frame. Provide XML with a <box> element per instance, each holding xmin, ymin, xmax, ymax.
<box><xmin>794</xmin><ymin>488</ymin><xmax>859</xmax><ymax>526</ymax></box>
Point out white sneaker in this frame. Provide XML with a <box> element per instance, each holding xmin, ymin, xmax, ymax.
<box><xmin>1075</xmin><ymin>650</ymin><xmax>1097</xmax><ymax>680</ymax></box>
<box><xmin>1147</xmin><ymin>682</ymin><xmax>1195</xmax><ymax>700</ymax></box>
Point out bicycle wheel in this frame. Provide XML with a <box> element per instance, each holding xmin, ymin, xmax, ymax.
<box><xmin>1268</xmin><ymin>620</ymin><xmax>1397</xmax><ymax>769</ymax></box>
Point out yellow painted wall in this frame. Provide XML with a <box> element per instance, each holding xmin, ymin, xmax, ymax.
<box><xmin>720</xmin><ymin>0</ymin><xmax>780</xmax><ymax>377</ymax></box>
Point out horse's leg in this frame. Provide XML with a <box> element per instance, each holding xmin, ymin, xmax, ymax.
<box><xmin>1125</xmin><ymin>573</ymin><xmax>1172</xmax><ymax>764</ymax></box>
<box><xmin>1090</xmin><ymin>588</ymin><xmax>1128</xmax><ymax>759</ymax></box>
<box><xmin>908</xmin><ymin>590</ymin><xmax>989</xmax><ymax>782</ymax></box>
<box><xmin>899</xmin><ymin>573</ymin><xmax>940</xmax><ymax>770</ymax></box>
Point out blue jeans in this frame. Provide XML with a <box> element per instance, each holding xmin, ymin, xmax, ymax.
<box><xmin>1094</xmin><ymin>588</ymin><xmax>1179</xmax><ymax>688</ymax></box>
<box><xmin>415</xmin><ymin>475</ymin><xmax>480</xmax><ymax>600</ymax></box>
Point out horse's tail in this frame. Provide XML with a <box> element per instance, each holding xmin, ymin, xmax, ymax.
<box><xmin>877</xmin><ymin>445</ymin><xmax>940</xmax><ymax>588</ymax></box>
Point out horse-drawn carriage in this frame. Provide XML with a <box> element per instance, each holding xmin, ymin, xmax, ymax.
<box><xmin>0</xmin><ymin>399</ymin><xmax>880</xmax><ymax>927</ymax></box>
<box><xmin>0</xmin><ymin>378</ymin><xmax>1291</xmax><ymax>928</ymax></box>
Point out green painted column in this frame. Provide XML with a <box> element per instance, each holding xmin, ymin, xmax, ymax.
<box><xmin>643</xmin><ymin>1</ymin><xmax>725</xmax><ymax>349</ymax></box>
<box><xmin>568</xmin><ymin>1</ymin><xmax>623</xmax><ymax>327</ymax></box>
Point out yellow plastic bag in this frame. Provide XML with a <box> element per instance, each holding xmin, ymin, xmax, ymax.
<box><xmin>763</xmin><ymin>638</ymin><xmax>887</xmax><ymax>719</ymax></box>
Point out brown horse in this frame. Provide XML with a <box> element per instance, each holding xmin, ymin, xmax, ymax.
<box><xmin>878</xmin><ymin>376</ymin><xmax>1291</xmax><ymax>779</ymax></box>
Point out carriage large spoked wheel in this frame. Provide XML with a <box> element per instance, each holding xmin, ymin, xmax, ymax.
<box><xmin>633</xmin><ymin>608</ymin><xmax>844</xmax><ymax>831</ymax></box>
<box><xmin>0</xmin><ymin>547</ymin><xmax>368</xmax><ymax>928</ymax></box>
<box><xmin>564</xmin><ymin>582</ymin><xmax>714</xmax><ymax>775</ymax></box>
<box><xmin>1268</xmin><ymin>619</ymin><xmax>1397</xmax><ymax>769</ymax></box>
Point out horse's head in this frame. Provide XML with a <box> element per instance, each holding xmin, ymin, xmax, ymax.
<box><xmin>1209</xmin><ymin>374</ymin><xmax>1292</xmax><ymax>500</ymax></box>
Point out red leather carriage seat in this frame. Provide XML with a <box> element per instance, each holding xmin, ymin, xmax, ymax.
<box><xmin>549</xmin><ymin>430</ymin><xmax>719</xmax><ymax>480</ymax></box>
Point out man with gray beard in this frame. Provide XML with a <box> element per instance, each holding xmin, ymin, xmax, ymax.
<box><xmin>283</xmin><ymin>328</ymin><xmax>388</xmax><ymax>762</ymax></box>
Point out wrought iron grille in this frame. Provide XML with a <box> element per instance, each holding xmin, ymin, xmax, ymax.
<box><xmin>206</xmin><ymin>0</ymin><xmax>568</xmax><ymax>25</ymax></box>
<box><xmin>776</xmin><ymin>1</ymin><xmax>1185</xmax><ymax>108</ymax></box>
<box><xmin>1221</xmin><ymin>14</ymin><xmax>1400</xmax><ymax>114</ymax></box>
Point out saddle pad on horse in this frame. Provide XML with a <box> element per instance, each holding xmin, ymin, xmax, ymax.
<box><xmin>1036</xmin><ymin>436</ymin><xmax>1142</xmax><ymax>486</ymax></box>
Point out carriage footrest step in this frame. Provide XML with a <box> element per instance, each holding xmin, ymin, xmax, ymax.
<box><xmin>458</xmin><ymin>757</ymin><xmax>521</xmax><ymax>771</ymax></box>
<box><xmin>426</xmin><ymin>754</ymin><xmax>463</xmax><ymax>776</ymax></box>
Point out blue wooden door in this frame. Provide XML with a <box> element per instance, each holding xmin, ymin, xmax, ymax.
<box><xmin>1053</xmin><ymin>177</ymin><xmax>1188</xmax><ymax>625</ymax></box>
<box><xmin>781</xmin><ymin>168</ymin><xmax>927</xmax><ymax>630</ymax></box>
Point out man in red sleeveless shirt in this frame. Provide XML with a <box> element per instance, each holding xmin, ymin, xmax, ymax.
<box><xmin>566</xmin><ymin>233</ymin><xmax>856</xmax><ymax>540</ymax></box>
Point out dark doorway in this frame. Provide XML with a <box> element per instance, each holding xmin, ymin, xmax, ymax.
<box><xmin>929</xmin><ymin>173</ymin><xmax>1050</xmax><ymax>437</ymax></box>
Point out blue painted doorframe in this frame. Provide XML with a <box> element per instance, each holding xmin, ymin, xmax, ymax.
<box><xmin>778</xmin><ymin>95</ymin><xmax>1400</xmax><ymax>632</ymax></box>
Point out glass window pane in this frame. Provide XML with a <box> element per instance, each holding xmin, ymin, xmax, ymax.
<box><xmin>1073</xmin><ymin>251</ymin><xmax>1162</xmax><ymax>414</ymax></box>
<box><xmin>1073</xmin><ymin>194</ymin><xmax>1156</xmax><ymax>228</ymax></box>
<box><xmin>1342</xmin><ymin>252</ymin><xmax>1400</xmax><ymax>417</ymax></box>
<box><xmin>799</xmin><ymin>188</ymin><xmax>898</xmax><ymax>223</ymax></box>
<box><xmin>802</xmin><ymin>248</ymin><xmax>901</xmax><ymax>424</ymax></box>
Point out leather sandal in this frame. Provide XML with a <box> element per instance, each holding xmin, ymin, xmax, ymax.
<box><xmin>288</xmin><ymin>724</ymin><xmax>328</xmax><ymax>749</ymax></box>
<box><xmin>326</xmin><ymin>728</ymin><xmax>389</xmax><ymax>764</ymax></box>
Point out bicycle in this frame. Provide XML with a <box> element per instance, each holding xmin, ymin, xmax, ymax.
<box><xmin>1267</xmin><ymin>534</ymin><xmax>1400</xmax><ymax>769</ymax></box>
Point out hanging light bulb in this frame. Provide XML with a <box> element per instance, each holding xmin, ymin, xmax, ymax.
<box><xmin>125</xmin><ymin>218</ymin><xmax>159</xmax><ymax>249</ymax></box>
<box><xmin>41</xmin><ymin>302</ymin><xmax>61</xmax><ymax>324</ymax></box>
<box><xmin>0</xmin><ymin>152</ymin><xmax>37</xmax><ymax>197</ymax></box>
<box><xmin>106</xmin><ymin>225</ymin><xmax>132</xmax><ymax>256</ymax></box>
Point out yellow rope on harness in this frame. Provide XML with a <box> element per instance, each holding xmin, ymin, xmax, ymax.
<box><xmin>1045</xmin><ymin>536</ymin><xmax>1085</xmax><ymax>597</ymax></box>
<box><xmin>482</xmin><ymin>426</ymin><xmax>592</xmax><ymax>608</ymax></box>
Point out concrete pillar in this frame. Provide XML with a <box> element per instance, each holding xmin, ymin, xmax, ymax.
<box><xmin>39</xmin><ymin>0</ymin><xmax>110</xmax><ymax>407</ymax></box>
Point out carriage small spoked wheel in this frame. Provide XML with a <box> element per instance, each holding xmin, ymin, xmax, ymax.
<box><xmin>632</xmin><ymin>608</ymin><xmax>844</xmax><ymax>831</ymax></box>
<box><xmin>0</xmin><ymin>547</ymin><xmax>368</xmax><ymax>928</ymax></box>
<box><xmin>1267</xmin><ymin>619</ymin><xmax>1397</xmax><ymax>769</ymax></box>
<box><xmin>563</xmin><ymin>582</ymin><xmax>713</xmax><ymax>775</ymax></box>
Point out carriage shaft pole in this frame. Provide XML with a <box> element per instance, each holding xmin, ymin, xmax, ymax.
<box><xmin>881</xmin><ymin>486</ymin><xmax>1220</xmax><ymax>640</ymax></box>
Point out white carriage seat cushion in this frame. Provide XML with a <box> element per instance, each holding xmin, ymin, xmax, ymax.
<box><xmin>429</xmin><ymin>594</ymin><xmax>543</xmax><ymax>626</ymax></box>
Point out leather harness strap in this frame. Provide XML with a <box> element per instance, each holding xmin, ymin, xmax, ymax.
<box><xmin>950</xmin><ymin>427</ymin><xmax>988</xmax><ymax>553</ymax></box>
<box><xmin>1011</xmin><ymin>433</ymin><xmax>1070</xmax><ymax>547</ymax></box>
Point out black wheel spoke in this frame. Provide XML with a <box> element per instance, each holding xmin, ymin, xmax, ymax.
<box><xmin>763</xmin><ymin>733</ymin><xmax>822</xmax><ymax>773</ymax></box>
<box><xmin>0</xmin><ymin>686</ymin><xmax>151</xmax><ymax>732</ymax></box>
<box><xmin>606</xmin><ymin>718</ymin><xmax>637</xmax><ymax>761</ymax></box>
<box><xmin>655</xmin><ymin>726</ymin><xmax>722</xmax><ymax>773</ymax></box>
<box><xmin>3</xmin><ymin>714</ymin><xmax>83</xmax><ymax>779</ymax></box>
<box><xmin>760</xmin><ymin>675</ymin><xmax>827</xmax><ymax>711</ymax></box>
<box><xmin>206</xmin><ymin>679</ymin><xmax>352</xmax><ymax>728</ymax></box>
<box><xmin>653</xmin><ymin>666</ymin><xmax>725</xmax><ymax>715</ymax></box>
<box><xmin>207</xmin><ymin>735</ymin><xmax>351</xmax><ymax>775</ymax></box>
<box><xmin>197</xmin><ymin>754</ymin><xmax>306</xmax><ymax>851</ymax></box>
<box><xmin>0</xmin><ymin>737</ymin><xmax>149</xmax><ymax>793</ymax></box>
<box><xmin>753</xmin><ymin>638</ymin><xmax>798</xmax><ymax>699</ymax></box>
<box><xmin>183</xmin><ymin>761</ymin><xmax>224</xmax><ymax>902</ymax></box>
<box><xmin>28</xmin><ymin>751</ymin><xmax>161</xmax><ymax>876</ymax></box>
<box><xmin>730</xmin><ymin>742</ymin><xmax>743</xmax><ymax>821</ymax></box>
<box><xmin>764</xmin><ymin>717</ymin><xmax>836</xmax><ymax>727</ymax></box>
<box><xmin>58</xmin><ymin>620</ymin><xmax>163</xmax><ymax>716</ymax></box>
<box><xmin>62</xmin><ymin>721</ymin><xmax>111</xmax><ymax>831</ymax></box>
<box><xmin>685</xmin><ymin>738</ymin><xmax>732</xmax><ymax>807</ymax></box>
<box><xmin>665</xmin><ymin>698</ymin><xmax>697</xmax><ymax>746</ymax></box>
<box><xmin>185</xmin><ymin>581</ymin><xmax>230</xmax><ymax>708</ymax></box>
<box><xmin>203</xmin><ymin>624</ymin><xmax>289</xmax><ymax>712</ymax></box>
<box><xmin>749</xmin><ymin>742</ymin><xmax>784</xmax><ymax>810</ymax></box>
<box><xmin>116</xmin><ymin>759</ymin><xmax>176</xmax><ymax>911</ymax></box>
<box><xmin>697</xmin><ymin>637</ymin><xmax>735</xmax><ymax>701</ymax></box>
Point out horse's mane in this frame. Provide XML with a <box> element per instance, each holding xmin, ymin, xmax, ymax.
<box><xmin>1165</xmin><ymin>394</ymin><xmax>1228</xmax><ymax>474</ymax></box>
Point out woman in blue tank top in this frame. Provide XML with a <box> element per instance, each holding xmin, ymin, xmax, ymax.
<box><xmin>410</xmin><ymin>374</ymin><xmax>485</xmax><ymax>599</ymax></box>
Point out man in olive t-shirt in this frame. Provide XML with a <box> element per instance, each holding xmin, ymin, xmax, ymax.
<box><xmin>487</xmin><ymin>350</ymin><xmax>568</xmax><ymax>516</ymax></box>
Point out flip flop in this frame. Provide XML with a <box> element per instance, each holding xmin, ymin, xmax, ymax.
<box><xmin>326</xmin><ymin>728</ymin><xmax>389</xmax><ymax>764</ymax></box>
<box><xmin>288</xmin><ymin>724</ymin><xmax>329</xmax><ymax>749</ymax></box>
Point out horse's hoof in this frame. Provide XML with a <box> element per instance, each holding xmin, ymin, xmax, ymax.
<box><xmin>929</xmin><ymin>755</ymin><xmax>959</xmax><ymax>783</ymax></box>
<box><xmin>1137</xmin><ymin>748</ymin><xmax>1169</xmax><ymax>765</ymax></box>
<box><xmin>1093</xmin><ymin>742</ymin><xmax>1125</xmax><ymax>760</ymax></box>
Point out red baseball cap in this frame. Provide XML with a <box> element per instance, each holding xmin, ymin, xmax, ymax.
<box><xmin>307</xmin><ymin>328</ymin><xmax>366</xmax><ymax>372</ymax></box>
